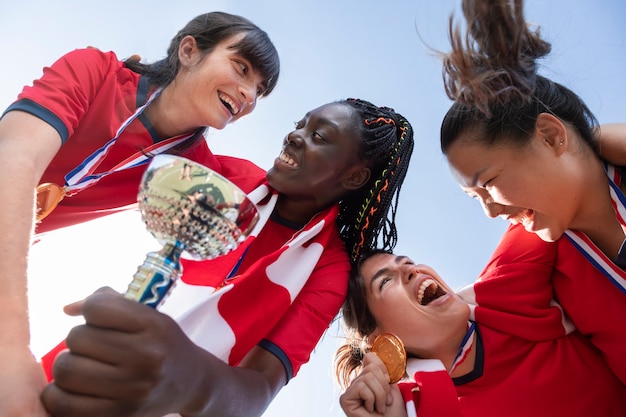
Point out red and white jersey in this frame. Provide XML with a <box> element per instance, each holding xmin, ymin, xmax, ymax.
<box><xmin>159</xmin><ymin>183</ymin><xmax>350</xmax><ymax>378</ymax></box>
<box><xmin>41</xmin><ymin>183</ymin><xmax>350</xmax><ymax>382</ymax></box>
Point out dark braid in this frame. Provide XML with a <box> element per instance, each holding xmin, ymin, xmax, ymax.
<box><xmin>337</xmin><ymin>99</ymin><xmax>414</xmax><ymax>263</ymax></box>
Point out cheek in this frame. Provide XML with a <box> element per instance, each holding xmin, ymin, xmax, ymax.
<box><xmin>371</xmin><ymin>299</ymin><xmax>413</xmax><ymax>332</ymax></box>
<box><xmin>491</xmin><ymin>175</ymin><xmax>532</xmax><ymax>205</ymax></box>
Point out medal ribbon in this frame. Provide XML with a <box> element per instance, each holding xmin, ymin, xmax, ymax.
<box><xmin>63</xmin><ymin>87</ymin><xmax>197</xmax><ymax>196</ymax></box>
<box><xmin>448</xmin><ymin>321</ymin><xmax>475</xmax><ymax>375</ymax></box>
<box><xmin>563</xmin><ymin>163</ymin><xmax>626</xmax><ymax>294</ymax></box>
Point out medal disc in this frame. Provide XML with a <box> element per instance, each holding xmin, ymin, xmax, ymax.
<box><xmin>35</xmin><ymin>183</ymin><xmax>65</xmax><ymax>221</ymax></box>
<box><xmin>371</xmin><ymin>333</ymin><xmax>407</xmax><ymax>383</ymax></box>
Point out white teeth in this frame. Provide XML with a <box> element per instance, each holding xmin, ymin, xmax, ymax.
<box><xmin>278</xmin><ymin>151</ymin><xmax>298</xmax><ymax>167</ymax></box>
<box><xmin>416</xmin><ymin>279</ymin><xmax>437</xmax><ymax>305</ymax></box>
<box><xmin>219</xmin><ymin>93</ymin><xmax>239</xmax><ymax>115</ymax></box>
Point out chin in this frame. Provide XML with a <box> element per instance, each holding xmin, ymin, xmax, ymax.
<box><xmin>535</xmin><ymin>228</ymin><xmax>563</xmax><ymax>242</ymax></box>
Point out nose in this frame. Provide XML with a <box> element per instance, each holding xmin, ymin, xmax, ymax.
<box><xmin>238</xmin><ymin>81</ymin><xmax>258</xmax><ymax>107</ymax></box>
<box><xmin>285</xmin><ymin>131</ymin><xmax>303</xmax><ymax>147</ymax></box>
<box><xmin>401</xmin><ymin>264</ymin><xmax>417</xmax><ymax>284</ymax></box>
<box><xmin>478</xmin><ymin>196</ymin><xmax>504</xmax><ymax>218</ymax></box>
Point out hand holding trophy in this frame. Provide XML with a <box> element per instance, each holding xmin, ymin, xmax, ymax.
<box><xmin>124</xmin><ymin>155</ymin><xmax>259</xmax><ymax>308</ymax></box>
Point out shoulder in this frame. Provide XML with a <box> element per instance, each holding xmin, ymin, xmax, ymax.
<box><xmin>51</xmin><ymin>47</ymin><xmax>124</xmax><ymax>72</ymax></box>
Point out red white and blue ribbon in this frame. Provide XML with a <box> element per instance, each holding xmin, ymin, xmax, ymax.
<box><xmin>63</xmin><ymin>87</ymin><xmax>197</xmax><ymax>196</ymax></box>
<box><xmin>563</xmin><ymin>163</ymin><xmax>626</xmax><ymax>294</ymax></box>
<box><xmin>448</xmin><ymin>321</ymin><xmax>476</xmax><ymax>374</ymax></box>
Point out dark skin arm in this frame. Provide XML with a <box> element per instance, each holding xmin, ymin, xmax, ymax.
<box><xmin>41</xmin><ymin>288</ymin><xmax>287</xmax><ymax>417</ymax></box>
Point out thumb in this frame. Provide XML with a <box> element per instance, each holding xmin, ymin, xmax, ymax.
<box><xmin>62</xmin><ymin>286</ymin><xmax>119</xmax><ymax>316</ymax></box>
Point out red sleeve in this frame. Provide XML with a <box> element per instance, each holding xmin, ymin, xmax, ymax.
<box><xmin>477</xmin><ymin>223</ymin><xmax>557</xmax><ymax>279</ymax></box>
<box><xmin>214</xmin><ymin>154</ymin><xmax>267</xmax><ymax>193</ymax></box>
<box><xmin>264</xmin><ymin>233</ymin><xmax>350</xmax><ymax>377</ymax></box>
<box><xmin>466</xmin><ymin>224</ymin><xmax>568</xmax><ymax>341</ymax></box>
<box><xmin>9</xmin><ymin>48</ymin><xmax>134</xmax><ymax>142</ymax></box>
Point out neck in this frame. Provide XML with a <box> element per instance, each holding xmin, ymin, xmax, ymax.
<box><xmin>143</xmin><ymin>85</ymin><xmax>195</xmax><ymax>139</ymax></box>
<box><xmin>274</xmin><ymin>196</ymin><xmax>334</xmax><ymax>225</ymax></box>
<box><xmin>432</xmin><ymin>322</ymin><xmax>476</xmax><ymax>377</ymax></box>
<box><xmin>572</xmin><ymin>159</ymin><xmax>625</xmax><ymax>257</ymax></box>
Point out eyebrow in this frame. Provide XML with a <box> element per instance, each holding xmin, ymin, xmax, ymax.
<box><xmin>368</xmin><ymin>255</ymin><xmax>409</xmax><ymax>292</ymax></box>
<box><xmin>303</xmin><ymin>111</ymin><xmax>340</xmax><ymax>133</ymax></box>
<box><xmin>469</xmin><ymin>172</ymin><xmax>481</xmax><ymax>187</ymax></box>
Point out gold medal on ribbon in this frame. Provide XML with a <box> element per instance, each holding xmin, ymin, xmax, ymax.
<box><xmin>35</xmin><ymin>183</ymin><xmax>65</xmax><ymax>222</ymax></box>
<box><xmin>371</xmin><ymin>332</ymin><xmax>407</xmax><ymax>384</ymax></box>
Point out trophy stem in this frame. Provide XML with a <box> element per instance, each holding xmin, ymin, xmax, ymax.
<box><xmin>124</xmin><ymin>241</ymin><xmax>185</xmax><ymax>308</ymax></box>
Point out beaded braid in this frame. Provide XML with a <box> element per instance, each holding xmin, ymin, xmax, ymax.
<box><xmin>337</xmin><ymin>99</ymin><xmax>414</xmax><ymax>263</ymax></box>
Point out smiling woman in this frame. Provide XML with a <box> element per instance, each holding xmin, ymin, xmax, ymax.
<box><xmin>0</xmin><ymin>10</ymin><xmax>280</xmax><ymax>417</ymax></box>
<box><xmin>39</xmin><ymin>98</ymin><xmax>415</xmax><ymax>417</ymax></box>
<box><xmin>335</xmin><ymin>245</ymin><xmax>626</xmax><ymax>417</ymax></box>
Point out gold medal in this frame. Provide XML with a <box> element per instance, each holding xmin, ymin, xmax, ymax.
<box><xmin>35</xmin><ymin>183</ymin><xmax>65</xmax><ymax>222</ymax></box>
<box><xmin>371</xmin><ymin>333</ymin><xmax>407</xmax><ymax>383</ymax></box>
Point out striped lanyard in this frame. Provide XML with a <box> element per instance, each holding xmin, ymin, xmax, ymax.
<box><xmin>564</xmin><ymin>163</ymin><xmax>626</xmax><ymax>294</ymax></box>
<box><xmin>448</xmin><ymin>321</ymin><xmax>476</xmax><ymax>375</ymax></box>
<box><xmin>63</xmin><ymin>87</ymin><xmax>197</xmax><ymax>196</ymax></box>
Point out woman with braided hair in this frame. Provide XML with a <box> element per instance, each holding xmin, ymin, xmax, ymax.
<box><xmin>41</xmin><ymin>98</ymin><xmax>414</xmax><ymax>417</ymax></box>
<box><xmin>438</xmin><ymin>0</ymin><xmax>626</xmax><ymax>386</ymax></box>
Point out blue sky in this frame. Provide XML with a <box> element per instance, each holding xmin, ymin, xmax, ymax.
<box><xmin>2</xmin><ymin>0</ymin><xmax>625</xmax><ymax>415</ymax></box>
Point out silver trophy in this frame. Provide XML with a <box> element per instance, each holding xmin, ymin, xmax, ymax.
<box><xmin>124</xmin><ymin>155</ymin><xmax>259</xmax><ymax>308</ymax></box>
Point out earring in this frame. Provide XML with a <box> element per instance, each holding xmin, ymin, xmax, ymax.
<box><xmin>559</xmin><ymin>138</ymin><xmax>564</xmax><ymax>146</ymax></box>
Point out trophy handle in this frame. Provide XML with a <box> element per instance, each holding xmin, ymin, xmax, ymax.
<box><xmin>124</xmin><ymin>241</ymin><xmax>185</xmax><ymax>308</ymax></box>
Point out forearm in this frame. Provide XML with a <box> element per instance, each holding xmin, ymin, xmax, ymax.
<box><xmin>0</xmin><ymin>153</ymin><xmax>39</xmax><ymax>350</ymax></box>
<box><xmin>182</xmin><ymin>347</ymin><xmax>281</xmax><ymax>417</ymax></box>
<box><xmin>0</xmin><ymin>111</ymin><xmax>61</xmax><ymax>351</ymax></box>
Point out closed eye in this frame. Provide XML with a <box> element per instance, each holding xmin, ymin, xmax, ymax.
<box><xmin>482</xmin><ymin>178</ymin><xmax>495</xmax><ymax>188</ymax></box>
<box><xmin>378</xmin><ymin>276</ymin><xmax>392</xmax><ymax>291</ymax></box>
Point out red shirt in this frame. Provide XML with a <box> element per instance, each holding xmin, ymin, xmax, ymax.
<box><xmin>4</xmin><ymin>47</ymin><xmax>262</xmax><ymax>233</ymax></box>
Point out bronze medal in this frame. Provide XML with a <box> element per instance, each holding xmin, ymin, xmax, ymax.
<box><xmin>35</xmin><ymin>183</ymin><xmax>65</xmax><ymax>222</ymax></box>
<box><xmin>371</xmin><ymin>333</ymin><xmax>407</xmax><ymax>383</ymax></box>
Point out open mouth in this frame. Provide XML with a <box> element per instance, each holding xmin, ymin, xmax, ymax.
<box><xmin>278</xmin><ymin>150</ymin><xmax>299</xmax><ymax>168</ymax></box>
<box><xmin>417</xmin><ymin>278</ymin><xmax>446</xmax><ymax>306</ymax></box>
<box><xmin>219</xmin><ymin>93</ymin><xmax>239</xmax><ymax>115</ymax></box>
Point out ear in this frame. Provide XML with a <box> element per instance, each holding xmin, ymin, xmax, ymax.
<box><xmin>178</xmin><ymin>35</ymin><xmax>199</xmax><ymax>68</ymax></box>
<box><xmin>535</xmin><ymin>113</ymin><xmax>568</xmax><ymax>155</ymax></box>
<box><xmin>342</xmin><ymin>166</ymin><xmax>371</xmax><ymax>190</ymax></box>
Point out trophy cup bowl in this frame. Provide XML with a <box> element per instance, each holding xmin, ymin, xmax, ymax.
<box><xmin>124</xmin><ymin>154</ymin><xmax>259</xmax><ymax>308</ymax></box>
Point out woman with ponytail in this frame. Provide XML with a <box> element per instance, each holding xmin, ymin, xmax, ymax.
<box><xmin>41</xmin><ymin>98</ymin><xmax>414</xmax><ymax>417</ymax></box>
<box><xmin>334</xmin><ymin>248</ymin><xmax>626</xmax><ymax>417</ymax></box>
<box><xmin>438</xmin><ymin>0</ymin><xmax>626</xmax><ymax>387</ymax></box>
